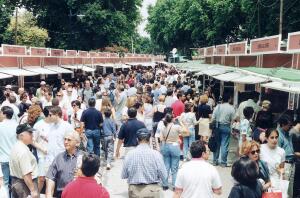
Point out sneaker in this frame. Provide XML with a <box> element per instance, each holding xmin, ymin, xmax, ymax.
<box><xmin>212</xmin><ymin>162</ymin><xmax>219</xmax><ymax>166</ymax></box>
<box><xmin>162</xmin><ymin>186</ymin><xmax>169</xmax><ymax>191</ymax></box>
<box><xmin>220</xmin><ymin>164</ymin><xmax>231</xmax><ymax>168</ymax></box>
<box><xmin>106</xmin><ymin>164</ymin><xmax>111</xmax><ymax>170</ymax></box>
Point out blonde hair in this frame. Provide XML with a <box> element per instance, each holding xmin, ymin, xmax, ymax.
<box><xmin>240</xmin><ymin>140</ymin><xmax>260</xmax><ymax>156</ymax></box>
<box><xmin>126</xmin><ymin>96</ymin><xmax>137</xmax><ymax>108</ymax></box>
<box><xmin>199</xmin><ymin>95</ymin><xmax>208</xmax><ymax>104</ymax></box>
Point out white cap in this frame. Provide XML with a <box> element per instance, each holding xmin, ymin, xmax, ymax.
<box><xmin>40</xmin><ymin>81</ymin><xmax>46</xmax><ymax>85</ymax></box>
<box><xmin>5</xmin><ymin>85</ymin><xmax>12</xmax><ymax>89</ymax></box>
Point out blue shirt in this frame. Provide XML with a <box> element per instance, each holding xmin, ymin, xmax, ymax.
<box><xmin>81</xmin><ymin>107</ymin><xmax>103</xmax><ymax>130</ymax></box>
<box><xmin>278</xmin><ymin>127</ymin><xmax>294</xmax><ymax>161</ymax></box>
<box><xmin>118</xmin><ymin>118</ymin><xmax>146</xmax><ymax>147</ymax></box>
<box><xmin>102</xmin><ymin>118</ymin><xmax>117</xmax><ymax>137</ymax></box>
<box><xmin>121</xmin><ymin>144</ymin><xmax>167</xmax><ymax>184</ymax></box>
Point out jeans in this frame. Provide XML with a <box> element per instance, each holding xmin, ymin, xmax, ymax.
<box><xmin>183</xmin><ymin>127</ymin><xmax>195</xmax><ymax>160</ymax></box>
<box><xmin>213</xmin><ymin>124</ymin><xmax>231</xmax><ymax>165</ymax></box>
<box><xmin>85</xmin><ymin>129</ymin><xmax>101</xmax><ymax>156</ymax></box>
<box><xmin>160</xmin><ymin>143</ymin><xmax>180</xmax><ymax>187</ymax></box>
<box><xmin>103</xmin><ymin>136</ymin><xmax>114</xmax><ymax>164</ymax></box>
<box><xmin>1</xmin><ymin>162</ymin><xmax>10</xmax><ymax>192</ymax></box>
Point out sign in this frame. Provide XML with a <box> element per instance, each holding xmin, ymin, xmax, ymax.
<box><xmin>228</xmin><ymin>41</ymin><xmax>247</xmax><ymax>55</ymax></box>
<box><xmin>2</xmin><ymin>44</ymin><xmax>26</xmax><ymax>56</ymax></box>
<box><xmin>250</xmin><ymin>35</ymin><xmax>281</xmax><ymax>54</ymax></box>
<box><xmin>287</xmin><ymin>31</ymin><xmax>300</xmax><ymax>53</ymax></box>
<box><xmin>30</xmin><ymin>47</ymin><xmax>47</xmax><ymax>56</ymax></box>
<box><xmin>205</xmin><ymin>46</ymin><xmax>214</xmax><ymax>56</ymax></box>
<box><xmin>215</xmin><ymin>44</ymin><xmax>227</xmax><ymax>55</ymax></box>
<box><xmin>66</xmin><ymin>50</ymin><xmax>77</xmax><ymax>57</ymax></box>
<box><xmin>78</xmin><ymin>51</ymin><xmax>88</xmax><ymax>57</ymax></box>
<box><xmin>89</xmin><ymin>52</ymin><xmax>98</xmax><ymax>57</ymax></box>
<box><xmin>51</xmin><ymin>49</ymin><xmax>64</xmax><ymax>56</ymax></box>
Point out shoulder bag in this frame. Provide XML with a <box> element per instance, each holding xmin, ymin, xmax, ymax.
<box><xmin>208</xmin><ymin>105</ymin><xmax>220</xmax><ymax>152</ymax></box>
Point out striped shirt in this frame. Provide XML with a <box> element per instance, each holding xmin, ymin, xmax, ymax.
<box><xmin>121</xmin><ymin>144</ymin><xmax>167</xmax><ymax>184</ymax></box>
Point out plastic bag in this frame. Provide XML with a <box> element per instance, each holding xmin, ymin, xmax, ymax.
<box><xmin>0</xmin><ymin>186</ymin><xmax>9</xmax><ymax>198</ymax></box>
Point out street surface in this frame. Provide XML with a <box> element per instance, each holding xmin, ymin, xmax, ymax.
<box><xmin>102</xmin><ymin>135</ymin><xmax>238</xmax><ymax>198</ymax></box>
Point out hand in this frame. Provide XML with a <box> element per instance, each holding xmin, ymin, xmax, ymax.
<box><xmin>30</xmin><ymin>190</ymin><xmax>39</xmax><ymax>198</ymax></box>
<box><xmin>115</xmin><ymin>150</ymin><xmax>120</xmax><ymax>159</ymax></box>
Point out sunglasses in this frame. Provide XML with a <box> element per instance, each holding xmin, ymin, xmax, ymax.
<box><xmin>57</xmin><ymin>95</ymin><xmax>62</xmax><ymax>97</ymax></box>
<box><xmin>250</xmin><ymin>149</ymin><xmax>260</xmax><ymax>155</ymax></box>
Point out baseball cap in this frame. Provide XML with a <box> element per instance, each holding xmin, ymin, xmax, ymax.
<box><xmin>136</xmin><ymin>128</ymin><xmax>151</xmax><ymax>140</ymax></box>
<box><xmin>5</xmin><ymin>85</ymin><xmax>12</xmax><ymax>89</ymax></box>
<box><xmin>40</xmin><ymin>81</ymin><xmax>46</xmax><ymax>85</ymax></box>
<box><xmin>16</xmin><ymin>124</ymin><xmax>35</xmax><ymax>135</ymax></box>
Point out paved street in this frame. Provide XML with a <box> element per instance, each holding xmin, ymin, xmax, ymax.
<box><xmin>102</xmin><ymin>135</ymin><xmax>238</xmax><ymax>198</ymax></box>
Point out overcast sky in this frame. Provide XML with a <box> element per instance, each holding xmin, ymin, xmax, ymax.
<box><xmin>138</xmin><ymin>0</ymin><xmax>157</xmax><ymax>37</ymax></box>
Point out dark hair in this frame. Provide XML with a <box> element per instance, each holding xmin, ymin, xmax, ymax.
<box><xmin>166</xmin><ymin>89</ymin><xmax>173</xmax><ymax>96</ymax></box>
<box><xmin>231</xmin><ymin>156</ymin><xmax>259</xmax><ymax>186</ymax></box>
<box><xmin>9</xmin><ymin>95</ymin><xmax>16</xmax><ymax>104</ymax></box>
<box><xmin>20</xmin><ymin>92</ymin><xmax>28</xmax><ymax>101</ymax></box>
<box><xmin>222</xmin><ymin>93</ymin><xmax>231</xmax><ymax>103</ymax></box>
<box><xmin>43</xmin><ymin>106</ymin><xmax>52</xmax><ymax>117</ymax></box>
<box><xmin>52</xmin><ymin>98</ymin><xmax>59</xmax><ymax>106</ymax></box>
<box><xmin>88</xmin><ymin>98</ymin><xmax>96</xmax><ymax>107</ymax></box>
<box><xmin>136</xmin><ymin>128</ymin><xmax>151</xmax><ymax>142</ymax></box>
<box><xmin>278</xmin><ymin>114</ymin><xmax>292</xmax><ymax>127</ymax></box>
<box><xmin>190</xmin><ymin>140</ymin><xmax>207</xmax><ymax>158</ymax></box>
<box><xmin>134</xmin><ymin>101</ymin><xmax>143</xmax><ymax>109</ymax></box>
<box><xmin>163</xmin><ymin>113</ymin><xmax>173</xmax><ymax>126</ymax></box>
<box><xmin>128</xmin><ymin>107</ymin><xmax>137</xmax><ymax>118</ymax></box>
<box><xmin>161</xmin><ymin>81</ymin><xmax>165</xmax><ymax>85</ymax></box>
<box><xmin>243</xmin><ymin>106</ymin><xmax>254</xmax><ymax>120</ymax></box>
<box><xmin>49</xmin><ymin>106</ymin><xmax>62</xmax><ymax>117</ymax></box>
<box><xmin>71</xmin><ymin>100</ymin><xmax>81</xmax><ymax>108</ymax></box>
<box><xmin>265</xmin><ymin>128</ymin><xmax>279</xmax><ymax>139</ymax></box>
<box><xmin>104</xmin><ymin>108</ymin><xmax>112</xmax><ymax>118</ymax></box>
<box><xmin>164</xmin><ymin>107</ymin><xmax>173</xmax><ymax>115</ymax></box>
<box><xmin>177</xmin><ymin>91</ymin><xmax>183</xmax><ymax>99</ymax></box>
<box><xmin>184</xmin><ymin>102</ymin><xmax>193</xmax><ymax>113</ymax></box>
<box><xmin>1</xmin><ymin>106</ymin><xmax>14</xmax><ymax>119</ymax></box>
<box><xmin>81</xmin><ymin>154</ymin><xmax>100</xmax><ymax>177</ymax></box>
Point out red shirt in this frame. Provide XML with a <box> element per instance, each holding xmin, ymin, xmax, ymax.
<box><xmin>172</xmin><ymin>100</ymin><xmax>184</xmax><ymax>118</ymax></box>
<box><xmin>62</xmin><ymin>177</ymin><xmax>110</xmax><ymax>198</ymax></box>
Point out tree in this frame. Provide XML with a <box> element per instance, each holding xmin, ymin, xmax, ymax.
<box><xmin>3</xmin><ymin>11</ymin><xmax>49</xmax><ymax>47</ymax></box>
<box><xmin>0</xmin><ymin>0</ymin><xmax>15</xmax><ymax>44</ymax></box>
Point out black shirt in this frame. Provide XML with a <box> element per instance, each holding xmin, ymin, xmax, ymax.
<box><xmin>228</xmin><ymin>181</ymin><xmax>263</xmax><ymax>198</ymax></box>
<box><xmin>197</xmin><ymin>104</ymin><xmax>212</xmax><ymax>119</ymax></box>
<box><xmin>80</xmin><ymin>107</ymin><xmax>103</xmax><ymax>130</ymax></box>
<box><xmin>118</xmin><ymin>118</ymin><xmax>146</xmax><ymax>147</ymax></box>
<box><xmin>255</xmin><ymin>110</ymin><xmax>274</xmax><ymax>129</ymax></box>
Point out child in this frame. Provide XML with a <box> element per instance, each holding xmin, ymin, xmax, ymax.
<box><xmin>239</xmin><ymin>106</ymin><xmax>254</xmax><ymax>155</ymax></box>
<box><xmin>102</xmin><ymin>108</ymin><xmax>117</xmax><ymax>170</ymax></box>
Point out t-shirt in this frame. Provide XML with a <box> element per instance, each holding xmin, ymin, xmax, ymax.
<box><xmin>80</xmin><ymin>107</ymin><xmax>103</xmax><ymax>130</ymax></box>
<box><xmin>118</xmin><ymin>118</ymin><xmax>146</xmax><ymax>147</ymax></box>
<box><xmin>260</xmin><ymin>144</ymin><xmax>285</xmax><ymax>180</ymax></box>
<box><xmin>175</xmin><ymin>160</ymin><xmax>222</xmax><ymax>198</ymax></box>
<box><xmin>172</xmin><ymin>100</ymin><xmax>184</xmax><ymax>118</ymax></box>
<box><xmin>33</xmin><ymin>119</ymin><xmax>51</xmax><ymax>158</ymax></box>
<box><xmin>0</xmin><ymin>119</ymin><xmax>17</xmax><ymax>162</ymax></box>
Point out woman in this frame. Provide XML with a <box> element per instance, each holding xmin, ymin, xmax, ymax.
<box><xmin>254</xmin><ymin>100</ymin><xmax>273</xmax><ymax>143</ymax></box>
<box><xmin>160</xmin><ymin>113</ymin><xmax>182</xmax><ymax>190</ymax></box>
<box><xmin>180</xmin><ymin>102</ymin><xmax>200</xmax><ymax>161</ymax></box>
<box><xmin>153</xmin><ymin>95</ymin><xmax>166</xmax><ymax>134</ymax></box>
<box><xmin>143</xmin><ymin>94</ymin><xmax>154</xmax><ymax>133</ymax></box>
<box><xmin>101</xmin><ymin>97</ymin><xmax>116</xmax><ymax>119</ymax></box>
<box><xmin>240</xmin><ymin>141</ymin><xmax>271</xmax><ymax>190</ymax></box>
<box><xmin>134</xmin><ymin>101</ymin><xmax>144</xmax><ymax>122</ymax></box>
<box><xmin>197</xmin><ymin>95</ymin><xmax>212</xmax><ymax>142</ymax></box>
<box><xmin>18</xmin><ymin>92</ymin><xmax>30</xmax><ymax>117</ymax></box>
<box><xmin>228</xmin><ymin>157</ymin><xmax>263</xmax><ymax>198</ymax></box>
<box><xmin>260</xmin><ymin>128</ymin><xmax>285</xmax><ymax>186</ymax></box>
<box><xmin>122</xmin><ymin>96</ymin><xmax>137</xmax><ymax>121</ymax></box>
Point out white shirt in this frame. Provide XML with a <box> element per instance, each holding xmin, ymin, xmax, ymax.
<box><xmin>45</xmin><ymin>120</ymin><xmax>73</xmax><ymax>167</ymax></box>
<box><xmin>33</xmin><ymin>119</ymin><xmax>52</xmax><ymax>158</ymax></box>
<box><xmin>0</xmin><ymin>119</ymin><xmax>18</xmax><ymax>162</ymax></box>
<box><xmin>260</xmin><ymin>144</ymin><xmax>285</xmax><ymax>180</ymax></box>
<box><xmin>159</xmin><ymin>85</ymin><xmax>167</xmax><ymax>94</ymax></box>
<box><xmin>175</xmin><ymin>159</ymin><xmax>222</xmax><ymax>198</ymax></box>
<box><xmin>5</xmin><ymin>103</ymin><xmax>20</xmax><ymax>122</ymax></box>
<box><xmin>127</xmin><ymin>87</ymin><xmax>137</xmax><ymax>97</ymax></box>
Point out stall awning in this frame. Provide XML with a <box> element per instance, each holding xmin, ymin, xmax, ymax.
<box><xmin>24</xmin><ymin>67</ymin><xmax>57</xmax><ymax>75</ymax></box>
<box><xmin>213</xmin><ymin>72</ymin><xmax>244</xmax><ymax>82</ymax></box>
<box><xmin>80</xmin><ymin>66</ymin><xmax>95</xmax><ymax>72</ymax></box>
<box><xmin>0</xmin><ymin>67</ymin><xmax>39</xmax><ymax>76</ymax></box>
<box><xmin>45</xmin><ymin>66</ymin><xmax>73</xmax><ymax>74</ymax></box>
<box><xmin>0</xmin><ymin>73</ymin><xmax>13</xmax><ymax>79</ymax></box>
<box><xmin>202</xmin><ymin>68</ymin><xmax>228</xmax><ymax>76</ymax></box>
<box><xmin>232</xmin><ymin>75</ymin><xmax>267</xmax><ymax>84</ymax></box>
<box><xmin>261</xmin><ymin>81</ymin><xmax>300</xmax><ymax>93</ymax></box>
<box><xmin>61</xmin><ymin>65</ymin><xmax>79</xmax><ymax>69</ymax></box>
<box><xmin>195</xmin><ymin>71</ymin><xmax>203</xmax><ymax>76</ymax></box>
<box><xmin>96</xmin><ymin>64</ymin><xmax>114</xmax><ymax>67</ymax></box>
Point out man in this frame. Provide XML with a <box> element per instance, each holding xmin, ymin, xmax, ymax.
<box><xmin>62</xmin><ymin>154</ymin><xmax>110</xmax><ymax>198</ymax></box>
<box><xmin>36</xmin><ymin>81</ymin><xmax>47</xmax><ymax>99</ymax></box>
<box><xmin>174</xmin><ymin>140</ymin><xmax>222</xmax><ymax>198</ymax></box>
<box><xmin>46</xmin><ymin>131</ymin><xmax>83</xmax><ymax>198</ymax></box>
<box><xmin>2</xmin><ymin>85</ymin><xmax>18</xmax><ymax>107</ymax></box>
<box><xmin>43</xmin><ymin>91</ymin><xmax>53</xmax><ymax>108</ymax></box>
<box><xmin>122</xmin><ymin>128</ymin><xmax>167</xmax><ymax>198</ymax></box>
<box><xmin>165</xmin><ymin>89</ymin><xmax>176</xmax><ymax>107</ymax></box>
<box><xmin>0</xmin><ymin>106</ymin><xmax>17</xmax><ymax>192</ymax></box>
<box><xmin>10</xmin><ymin>124</ymin><xmax>39</xmax><ymax>198</ymax></box>
<box><xmin>181</xmin><ymin>81</ymin><xmax>190</xmax><ymax>94</ymax></box>
<box><xmin>212</xmin><ymin>94</ymin><xmax>235</xmax><ymax>167</ymax></box>
<box><xmin>116</xmin><ymin>107</ymin><xmax>146</xmax><ymax>158</ymax></box>
<box><xmin>277</xmin><ymin>114</ymin><xmax>295</xmax><ymax>197</ymax></box>
<box><xmin>45</xmin><ymin>106</ymin><xmax>73</xmax><ymax>169</ymax></box>
<box><xmin>82</xmin><ymin>80</ymin><xmax>94</xmax><ymax>104</ymax></box>
<box><xmin>159</xmin><ymin>81</ymin><xmax>167</xmax><ymax>95</ymax></box>
<box><xmin>114</xmin><ymin>84</ymin><xmax>127</xmax><ymax>129</ymax></box>
<box><xmin>235</xmin><ymin>92</ymin><xmax>260</xmax><ymax>121</ymax></box>
<box><xmin>171</xmin><ymin>91</ymin><xmax>185</xmax><ymax>118</ymax></box>
<box><xmin>7</xmin><ymin>95</ymin><xmax>20</xmax><ymax>121</ymax></box>
<box><xmin>80</xmin><ymin>98</ymin><xmax>103</xmax><ymax>156</ymax></box>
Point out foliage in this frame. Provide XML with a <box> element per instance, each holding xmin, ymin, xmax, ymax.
<box><xmin>0</xmin><ymin>0</ymin><xmax>15</xmax><ymax>44</ymax></box>
<box><xmin>147</xmin><ymin>0</ymin><xmax>300</xmax><ymax>55</ymax></box>
<box><xmin>3</xmin><ymin>11</ymin><xmax>49</xmax><ymax>47</ymax></box>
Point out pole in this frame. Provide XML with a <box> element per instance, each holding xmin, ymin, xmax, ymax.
<box><xmin>14</xmin><ymin>7</ymin><xmax>18</xmax><ymax>45</ymax></box>
<box><xmin>279</xmin><ymin>0</ymin><xmax>283</xmax><ymax>35</ymax></box>
<box><xmin>131</xmin><ymin>37</ymin><xmax>134</xmax><ymax>54</ymax></box>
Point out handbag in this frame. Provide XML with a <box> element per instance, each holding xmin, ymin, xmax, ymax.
<box><xmin>262</xmin><ymin>190</ymin><xmax>282</xmax><ymax>198</ymax></box>
<box><xmin>209</xmin><ymin>105</ymin><xmax>220</xmax><ymax>130</ymax></box>
<box><xmin>208</xmin><ymin>130</ymin><xmax>218</xmax><ymax>152</ymax></box>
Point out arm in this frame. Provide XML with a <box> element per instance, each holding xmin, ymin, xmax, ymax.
<box><xmin>212</xmin><ymin>187</ymin><xmax>222</xmax><ymax>195</ymax></box>
<box><xmin>115</xmin><ymin>139</ymin><xmax>124</xmax><ymax>158</ymax></box>
<box><xmin>45</xmin><ymin>178</ymin><xmax>56</xmax><ymax>198</ymax></box>
<box><xmin>173</xmin><ymin>188</ymin><xmax>183</xmax><ymax>198</ymax></box>
<box><xmin>23</xmin><ymin>173</ymin><xmax>38</xmax><ymax>198</ymax></box>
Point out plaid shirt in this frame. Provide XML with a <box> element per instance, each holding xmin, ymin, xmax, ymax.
<box><xmin>121</xmin><ymin>144</ymin><xmax>167</xmax><ymax>184</ymax></box>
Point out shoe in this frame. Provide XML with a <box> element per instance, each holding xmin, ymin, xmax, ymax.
<box><xmin>106</xmin><ymin>164</ymin><xmax>111</xmax><ymax>170</ymax></box>
<box><xmin>212</xmin><ymin>162</ymin><xmax>219</xmax><ymax>166</ymax></box>
<box><xmin>162</xmin><ymin>186</ymin><xmax>169</xmax><ymax>191</ymax></box>
<box><xmin>220</xmin><ymin>164</ymin><xmax>231</xmax><ymax>168</ymax></box>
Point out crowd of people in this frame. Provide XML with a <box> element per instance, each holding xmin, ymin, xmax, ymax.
<box><xmin>0</xmin><ymin>63</ymin><xmax>299</xmax><ymax>198</ymax></box>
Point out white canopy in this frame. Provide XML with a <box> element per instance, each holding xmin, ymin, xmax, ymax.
<box><xmin>61</xmin><ymin>65</ymin><xmax>79</xmax><ymax>69</ymax></box>
<box><xmin>80</xmin><ymin>66</ymin><xmax>95</xmax><ymax>72</ymax></box>
<box><xmin>0</xmin><ymin>67</ymin><xmax>39</xmax><ymax>76</ymax></box>
<box><xmin>24</xmin><ymin>67</ymin><xmax>58</xmax><ymax>75</ymax></box>
<box><xmin>202</xmin><ymin>68</ymin><xmax>228</xmax><ymax>76</ymax></box>
<box><xmin>213</xmin><ymin>72</ymin><xmax>244</xmax><ymax>82</ymax></box>
<box><xmin>96</xmin><ymin>64</ymin><xmax>114</xmax><ymax>67</ymax></box>
<box><xmin>261</xmin><ymin>81</ymin><xmax>300</xmax><ymax>93</ymax></box>
<box><xmin>232</xmin><ymin>75</ymin><xmax>267</xmax><ymax>84</ymax></box>
<box><xmin>45</xmin><ymin>66</ymin><xmax>73</xmax><ymax>74</ymax></box>
<box><xmin>0</xmin><ymin>73</ymin><xmax>13</xmax><ymax>79</ymax></box>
